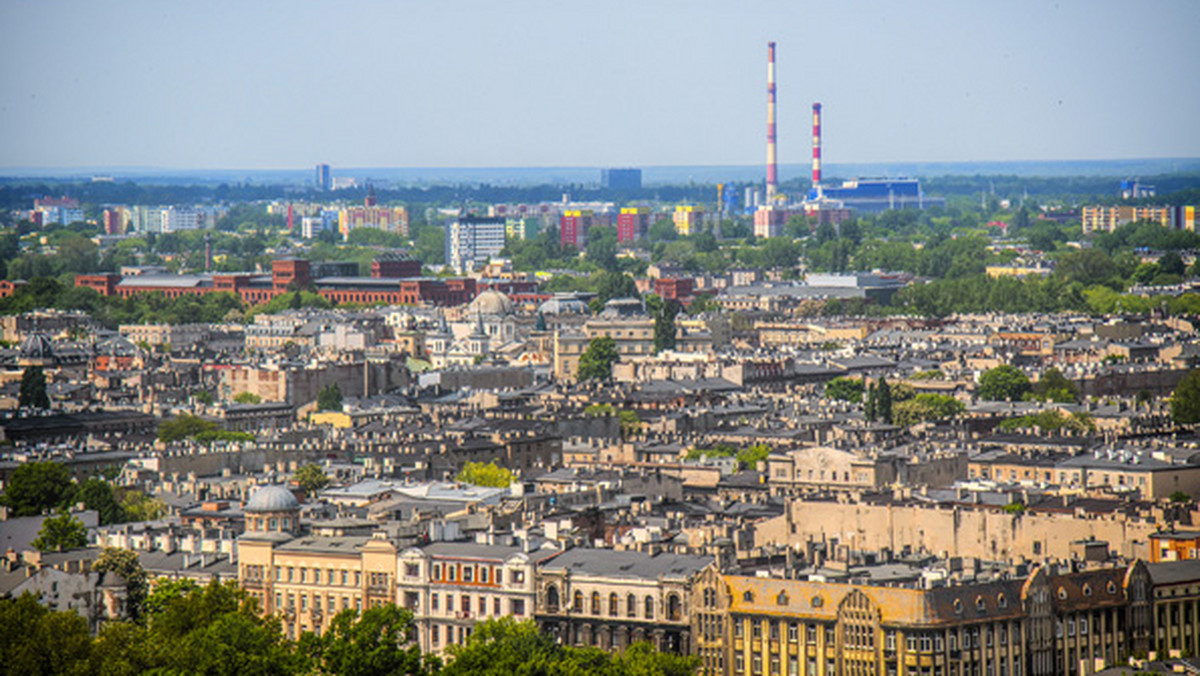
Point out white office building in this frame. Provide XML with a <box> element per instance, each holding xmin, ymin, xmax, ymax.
<box><xmin>445</xmin><ymin>216</ymin><xmax>506</xmax><ymax>274</ymax></box>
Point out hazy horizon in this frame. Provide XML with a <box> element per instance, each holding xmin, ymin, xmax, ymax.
<box><xmin>3</xmin><ymin>0</ymin><xmax>1199</xmax><ymax>170</ymax></box>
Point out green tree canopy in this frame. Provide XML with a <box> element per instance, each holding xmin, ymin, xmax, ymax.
<box><xmin>824</xmin><ymin>377</ymin><xmax>864</xmax><ymax>403</ymax></box>
<box><xmin>1</xmin><ymin>461</ymin><xmax>72</xmax><ymax>517</ymax></box>
<box><xmin>233</xmin><ymin>391</ymin><xmax>263</xmax><ymax>404</ymax></box>
<box><xmin>577</xmin><ymin>335</ymin><xmax>619</xmax><ymax>381</ymax></box>
<box><xmin>876</xmin><ymin>376</ymin><xmax>893</xmax><ymax>424</ymax></box>
<box><xmin>93</xmin><ymin>547</ymin><xmax>149</xmax><ymax>621</ymax></box>
<box><xmin>443</xmin><ymin>617</ymin><xmax>698</xmax><ymax>676</ymax></box>
<box><xmin>300</xmin><ymin>605</ymin><xmax>436</xmax><ymax>676</ymax></box>
<box><xmin>18</xmin><ymin>365</ymin><xmax>50</xmax><ymax>410</ymax></box>
<box><xmin>317</xmin><ymin>383</ymin><xmax>343</xmax><ymax>411</ymax></box>
<box><xmin>294</xmin><ymin>464</ymin><xmax>330</xmax><ymax>495</ymax></box>
<box><xmin>455</xmin><ymin>461</ymin><xmax>514</xmax><ymax>488</ymax></box>
<box><xmin>1172</xmin><ymin>369</ymin><xmax>1200</xmax><ymax>425</ymax></box>
<box><xmin>652</xmin><ymin>297</ymin><xmax>678</xmax><ymax>354</ymax></box>
<box><xmin>0</xmin><ymin>592</ymin><xmax>93</xmax><ymax>676</ymax></box>
<box><xmin>157</xmin><ymin>414</ymin><xmax>218</xmax><ymax>443</ymax></box>
<box><xmin>978</xmin><ymin>365</ymin><xmax>1032</xmax><ymax>402</ymax></box>
<box><xmin>31</xmin><ymin>510</ymin><xmax>88</xmax><ymax>552</ymax></box>
<box><xmin>1033</xmin><ymin>367</ymin><xmax>1078</xmax><ymax>403</ymax></box>
<box><xmin>68</xmin><ymin>478</ymin><xmax>124</xmax><ymax>525</ymax></box>
<box><xmin>892</xmin><ymin>393</ymin><xmax>966</xmax><ymax>426</ymax></box>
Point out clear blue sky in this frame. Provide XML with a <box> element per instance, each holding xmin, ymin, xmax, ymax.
<box><xmin>1</xmin><ymin>0</ymin><xmax>1197</xmax><ymax>170</ymax></box>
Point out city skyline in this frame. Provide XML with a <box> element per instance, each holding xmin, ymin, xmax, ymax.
<box><xmin>1</xmin><ymin>0</ymin><xmax>1199</xmax><ymax>171</ymax></box>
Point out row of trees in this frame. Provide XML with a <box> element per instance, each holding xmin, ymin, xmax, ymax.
<box><xmin>0</xmin><ymin>580</ymin><xmax>697</xmax><ymax>676</ymax></box>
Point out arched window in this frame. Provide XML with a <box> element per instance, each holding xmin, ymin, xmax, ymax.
<box><xmin>644</xmin><ymin>595</ymin><xmax>655</xmax><ymax>620</ymax></box>
<box><xmin>609</xmin><ymin>593</ymin><xmax>619</xmax><ymax>616</ymax></box>
<box><xmin>627</xmin><ymin>594</ymin><xmax>637</xmax><ymax>618</ymax></box>
<box><xmin>573</xmin><ymin>591</ymin><xmax>583</xmax><ymax>613</ymax></box>
<box><xmin>666</xmin><ymin>594</ymin><xmax>682</xmax><ymax>621</ymax></box>
<box><xmin>743</xmin><ymin>591</ymin><xmax>754</xmax><ymax>603</ymax></box>
<box><xmin>546</xmin><ymin>585</ymin><xmax>560</xmax><ymax>613</ymax></box>
<box><xmin>591</xmin><ymin>592</ymin><xmax>601</xmax><ymax>615</ymax></box>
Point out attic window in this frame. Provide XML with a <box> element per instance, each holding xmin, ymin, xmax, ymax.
<box><xmin>975</xmin><ymin>596</ymin><xmax>986</xmax><ymax>612</ymax></box>
<box><xmin>1057</xmin><ymin>588</ymin><xmax>1068</xmax><ymax>600</ymax></box>
<box><xmin>1107</xmin><ymin>581</ymin><xmax>1117</xmax><ymax>594</ymax></box>
<box><xmin>811</xmin><ymin>596</ymin><xmax>823</xmax><ymax>608</ymax></box>
<box><xmin>997</xmin><ymin>594</ymin><xmax>1008</xmax><ymax>609</ymax></box>
<box><xmin>1082</xmin><ymin>584</ymin><xmax>1092</xmax><ymax>597</ymax></box>
<box><xmin>953</xmin><ymin>599</ymin><xmax>964</xmax><ymax>614</ymax></box>
<box><xmin>776</xmin><ymin>592</ymin><xmax>789</xmax><ymax>606</ymax></box>
<box><xmin>743</xmin><ymin>591</ymin><xmax>754</xmax><ymax>603</ymax></box>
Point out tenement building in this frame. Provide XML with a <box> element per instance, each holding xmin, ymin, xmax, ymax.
<box><xmin>535</xmin><ymin>549</ymin><xmax>712</xmax><ymax>655</ymax></box>
<box><xmin>396</xmin><ymin>541</ymin><xmax>562</xmax><ymax>655</ymax></box>
<box><xmin>690</xmin><ymin>562</ymin><xmax>1154</xmax><ymax>676</ymax></box>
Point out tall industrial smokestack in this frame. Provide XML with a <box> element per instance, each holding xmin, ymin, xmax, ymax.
<box><xmin>766</xmin><ymin>41</ymin><xmax>778</xmax><ymax>201</ymax></box>
<box><xmin>812</xmin><ymin>103</ymin><xmax>822</xmax><ymax>187</ymax></box>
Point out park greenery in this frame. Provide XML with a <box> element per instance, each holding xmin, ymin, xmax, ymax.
<box><xmin>0</xmin><ymin>579</ymin><xmax>698</xmax><ymax>676</ymax></box>
<box><xmin>455</xmin><ymin>461</ymin><xmax>515</xmax><ymax>488</ymax></box>
<box><xmin>318</xmin><ymin>383</ymin><xmax>344</xmax><ymax>411</ymax></box>
<box><xmin>0</xmin><ymin>461</ymin><xmax>165</xmax><ymax>528</ymax></box>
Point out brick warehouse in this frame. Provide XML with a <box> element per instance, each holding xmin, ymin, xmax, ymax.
<box><xmin>75</xmin><ymin>257</ymin><xmax>478</xmax><ymax>308</ymax></box>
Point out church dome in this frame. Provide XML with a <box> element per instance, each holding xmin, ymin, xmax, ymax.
<box><xmin>244</xmin><ymin>485</ymin><xmax>300</xmax><ymax>513</ymax></box>
<box><xmin>469</xmin><ymin>289</ymin><xmax>514</xmax><ymax>316</ymax></box>
<box><xmin>20</xmin><ymin>333</ymin><xmax>56</xmax><ymax>361</ymax></box>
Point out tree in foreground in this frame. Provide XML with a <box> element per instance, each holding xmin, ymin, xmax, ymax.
<box><xmin>92</xmin><ymin>547</ymin><xmax>149</xmax><ymax>622</ymax></box>
<box><xmin>455</xmin><ymin>461</ymin><xmax>514</xmax><ymax>488</ymax></box>
<box><xmin>652</xmin><ymin>298</ymin><xmax>678</xmax><ymax>354</ymax></box>
<box><xmin>1172</xmin><ymin>369</ymin><xmax>1200</xmax><ymax>425</ymax></box>
<box><xmin>300</xmin><ymin>605</ymin><xmax>438</xmax><ymax>676</ymax></box>
<box><xmin>0</xmin><ymin>593</ymin><xmax>92</xmax><ymax>676</ymax></box>
<box><xmin>577</xmin><ymin>336</ymin><xmax>618</xmax><ymax>381</ymax></box>
<box><xmin>443</xmin><ymin>618</ymin><xmax>698</xmax><ymax>676</ymax></box>
<box><xmin>978</xmin><ymin>364</ymin><xmax>1032</xmax><ymax>402</ymax></box>
<box><xmin>31</xmin><ymin>510</ymin><xmax>88</xmax><ymax>552</ymax></box>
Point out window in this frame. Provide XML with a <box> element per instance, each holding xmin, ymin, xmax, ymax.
<box><xmin>591</xmin><ymin>592</ymin><xmax>601</xmax><ymax>615</ymax></box>
<box><xmin>448</xmin><ymin>566</ymin><xmax>456</xmax><ymax>582</ymax></box>
<box><xmin>405</xmin><ymin>563</ymin><xmax>419</xmax><ymax>578</ymax></box>
<box><xmin>777</xmin><ymin>592</ymin><xmax>789</xmax><ymax>606</ymax></box>
<box><xmin>645</xmin><ymin>596</ymin><xmax>654</xmax><ymax>619</ymax></box>
<box><xmin>788</xmin><ymin>623</ymin><xmax>799</xmax><ymax>642</ymax></box>
<box><xmin>752</xmin><ymin>620</ymin><xmax>763</xmax><ymax>640</ymax></box>
<box><xmin>432</xmin><ymin>565</ymin><xmax>442</xmax><ymax>580</ymax></box>
<box><xmin>628</xmin><ymin>594</ymin><xmax>638</xmax><ymax>618</ymax></box>
<box><xmin>494</xmin><ymin>598</ymin><xmax>501</xmax><ymax>615</ymax></box>
<box><xmin>1079</xmin><ymin>618</ymin><xmax>1088</xmax><ymax>635</ymax></box>
<box><xmin>610</xmin><ymin>593</ymin><xmax>619</xmax><ymax>616</ymax></box>
<box><xmin>463</xmin><ymin>566</ymin><xmax>473</xmax><ymax>583</ymax></box>
<box><xmin>481</xmin><ymin>567</ymin><xmax>489</xmax><ymax>584</ymax></box>
<box><xmin>770</xmin><ymin>622</ymin><xmax>780</xmax><ymax>640</ymax></box>
<box><xmin>735</xmin><ymin>619</ymin><xmax>744</xmax><ymax>638</ymax></box>
<box><xmin>573</xmin><ymin>591</ymin><xmax>583</xmax><ymax>613</ymax></box>
<box><xmin>431</xmin><ymin>594</ymin><xmax>439</xmax><ymax>611</ymax></box>
<box><xmin>510</xmin><ymin>599</ymin><xmax>525</xmax><ymax>616</ymax></box>
<box><xmin>288</xmin><ymin>567</ymin><xmax>294</xmax><ymax>582</ymax></box>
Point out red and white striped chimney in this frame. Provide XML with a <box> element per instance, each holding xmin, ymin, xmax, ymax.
<box><xmin>766</xmin><ymin>42</ymin><xmax>778</xmax><ymax>200</ymax></box>
<box><xmin>812</xmin><ymin>103</ymin><xmax>822</xmax><ymax>186</ymax></box>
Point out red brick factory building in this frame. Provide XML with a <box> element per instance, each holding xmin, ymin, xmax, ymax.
<box><xmin>76</xmin><ymin>257</ymin><xmax>481</xmax><ymax>307</ymax></box>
